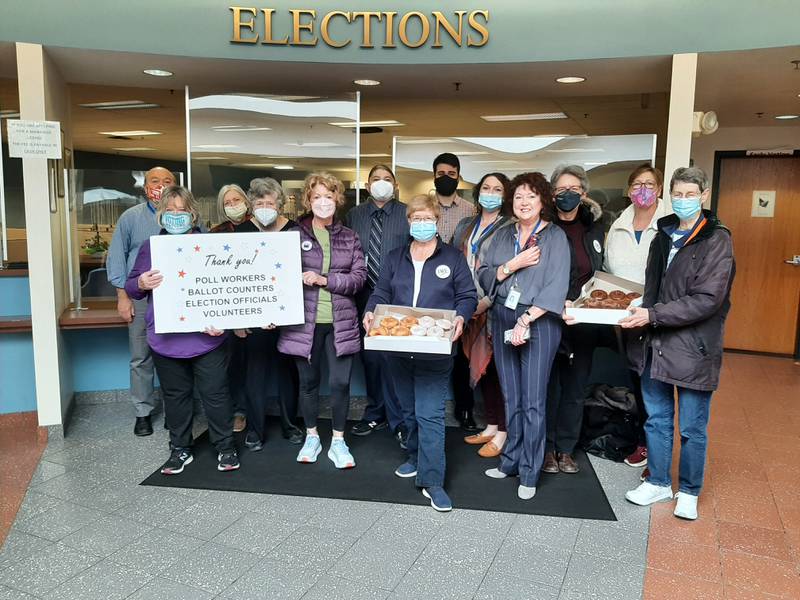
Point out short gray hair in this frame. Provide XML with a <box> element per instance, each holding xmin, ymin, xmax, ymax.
<box><xmin>669</xmin><ymin>167</ymin><xmax>709</xmax><ymax>193</ymax></box>
<box><xmin>550</xmin><ymin>164</ymin><xmax>590</xmax><ymax>193</ymax></box>
<box><xmin>156</xmin><ymin>186</ymin><xmax>200</xmax><ymax>227</ymax></box>
<box><xmin>217</xmin><ymin>184</ymin><xmax>250</xmax><ymax>221</ymax></box>
<box><xmin>247</xmin><ymin>177</ymin><xmax>286</xmax><ymax>210</ymax></box>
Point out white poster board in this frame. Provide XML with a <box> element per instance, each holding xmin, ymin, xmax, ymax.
<box><xmin>751</xmin><ymin>190</ymin><xmax>776</xmax><ymax>218</ymax></box>
<box><xmin>150</xmin><ymin>231</ymin><xmax>304</xmax><ymax>333</ymax></box>
<box><xmin>6</xmin><ymin>120</ymin><xmax>62</xmax><ymax>159</ymax></box>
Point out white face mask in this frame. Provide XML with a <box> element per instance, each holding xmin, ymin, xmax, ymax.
<box><xmin>224</xmin><ymin>204</ymin><xmax>247</xmax><ymax>221</ymax></box>
<box><xmin>311</xmin><ymin>198</ymin><xmax>336</xmax><ymax>219</ymax></box>
<box><xmin>254</xmin><ymin>207</ymin><xmax>278</xmax><ymax>226</ymax></box>
<box><xmin>370</xmin><ymin>179</ymin><xmax>394</xmax><ymax>202</ymax></box>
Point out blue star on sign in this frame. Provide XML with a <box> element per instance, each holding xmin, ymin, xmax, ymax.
<box><xmin>275</xmin><ymin>262</ymin><xmax>282</xmax><ymax>269</ymax></box>
<box><xmin>177</xmin><ymin>247</ymin><xmax>183</xmax><ymax>253</ymax></box>
<box><xmin>223</xmin><ymin>244</ymin><xmax>231</xmax><ymax>252</ymax></box>
<box><xmin>260</xmin><ymin>241</ymin><xmax>266</xmax><ymax>247</ymax></box>
<box><xmin>280</xmin><ymin>305</ymin><xmax>285</xmax><ymax>311</ymax></box>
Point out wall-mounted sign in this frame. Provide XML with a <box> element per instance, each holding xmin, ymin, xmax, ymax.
<box><xmin>751</xmin><ymin>190</ymin><xmax>776</xmax><ymax>218</ymax></box>
<box><xmin>230</xmin><ymin>7</ymin><xmax>490</xmax><ymax>49</ymax></box>
<box><xmin>6</xmin><ymin>120</ymin><xmax>62</xmax><ymax>159</ymax></box>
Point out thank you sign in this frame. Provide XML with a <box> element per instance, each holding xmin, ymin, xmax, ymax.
<box><xmin>150</xmin><ymin>231</ymin><xmax>304</xmax><ymax>333</ymax></box>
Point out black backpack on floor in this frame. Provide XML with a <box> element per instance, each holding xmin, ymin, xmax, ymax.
<box><xmin>579</xmin><ymin>384</ymin><xmax>639</xmax><ymax>462</ymax></box>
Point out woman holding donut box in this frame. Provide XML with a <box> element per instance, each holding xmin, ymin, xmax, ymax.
<box><xmin>364</xmin><ymin>194</ymin><xmax>478</xmax><ymax>512</ymax></box>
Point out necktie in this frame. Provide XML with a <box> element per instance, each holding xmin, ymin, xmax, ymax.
<box><xmin>366</xmin><ymin>208</ymin><xmax>384</xmax><ymax>288</ymax></box>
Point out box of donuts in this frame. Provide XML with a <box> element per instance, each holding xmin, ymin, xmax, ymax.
<box><xmin>364</xmin><ymin>304</ymin><xmax>458</xmax><ymax>355</ymax></box>
<box><xmin>564</xmin><ymin>271</ymin><xmax>644</xmax><ymax>325</ymax></box>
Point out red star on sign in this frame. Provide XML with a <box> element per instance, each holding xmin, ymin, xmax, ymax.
<box><xmin>179</xmin><ymin>316</ymin><xmax>186</xmax><ymax>322</ymax></box>
<box><xmin>178</xmin><ymin>270</ymin><xmax>186</xmax><ymax>278</ymax></box>
<box><xmin>271</xmin><ymin>276</ymin><xmax>277</xmax><ymax>282</ymax></box>
<box><xmin>194</xmin><ymin>245</ymin><xmax>201</xmax><ymax>252</ymax></box>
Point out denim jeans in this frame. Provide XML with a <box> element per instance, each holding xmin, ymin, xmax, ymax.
<box><xmin>390</xmin><ymin>356</ymin><xmax>453</xmax><ymax>488</ymax></box>
<box><xmin>641</xmin><ymin>356</ymin><xmax>712</xmax><ymax>495</ymax></box>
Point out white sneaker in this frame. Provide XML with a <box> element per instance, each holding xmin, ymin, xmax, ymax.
<box><xmin>674</xmin><ymin>492</ymin><xmax>699</xmax><ymax>520</ymax></box>
<box><xmin>485</xmin><ymin>468</ymin><xmax>509</xmax><ymax>479</ymax></box>
<box><xmin>625</xmin><ymin>481</ymin><xmax>673</xmax><ymax>506</ymax></box>
<box><xmin>518</xmin><ymin>485</ymin><xmax>537</xmax><ymax>500</ymax></box>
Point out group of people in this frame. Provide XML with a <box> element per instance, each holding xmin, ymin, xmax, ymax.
<box><xmin>108</xmin><ymin>153</ymin><xmax>735</xmax><ymax>517</ymax></box>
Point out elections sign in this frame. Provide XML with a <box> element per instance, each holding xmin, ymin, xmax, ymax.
<box><xmin>150</xmin><ymin>231</ymin><xmax>304</xmax><ymax>333</ymax></box>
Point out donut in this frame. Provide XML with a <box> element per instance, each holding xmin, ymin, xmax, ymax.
<box><xmin>608</xmin><ymin>290</ymin><xmax>626</xmax><ymax>301</ymax></box>
<box><xmin>380</xmin><ymin>317</ymin><xmax>400</xmax><ymax>329</ymax></box>
<box><xmin>626</xmin><ymin>292</ymin><xmax>642</xmax><ymax>300</ymax></box>
<box><xmin>436</xmin><ymin>319</ymin><xmax>453</xmax><ymax>330</ymax></box>
<box><xmin>410</xmin><ymin>325</ymin><xmax>427</xmax><ymax>337</ymax></box>
<box><xmin>392</xmin><ymin>326</ymin><xmax>411</xmax><ymax>336</ymax></box>
<box><xmin>368</xmin><ymin>327</ymin><xmax>389</xmax><ymax>336</ymax></box>
<box><xmin>418</xmin><ymin>315</ymin><xmax>436</xmax><ymax>328</ymax></box>
<box><xmin>590</xmin><ymin>289</ymin><xmax>608</xmax><ymax>300</ymax></box>
<box><xmin>600</xmin><ymin>299</ymin><xmax>617</xmax><ymax>309</ymax></box>
<box><xmin>426</xmin><ymin>325</ymin><xmax>445</xmax><ymax>338</ymax></box>
<box><xmin>401</xmin><ymin>316</ymin><xmax>419</xmax><ymax>327</ymax></box>
<box><xmin>583</xmin><ymin>299</ymin><xmax>600</xmax><ymax>309</ymax></box>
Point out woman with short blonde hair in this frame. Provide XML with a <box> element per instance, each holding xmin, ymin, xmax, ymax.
<box><xmin>301</xmin><ymin>172</ymin><xmax>346</xmax><ymax>212</ymax></box>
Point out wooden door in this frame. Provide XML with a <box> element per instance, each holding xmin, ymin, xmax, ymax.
<box><xmin>715</xmin><ymin>155</ymin><xmax>800</xmax><ymax>354</ymax></box>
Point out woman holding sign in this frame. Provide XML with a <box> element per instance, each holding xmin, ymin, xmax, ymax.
<box><xmin>278</xmin><ymin>172</ymin><xmax>367</xmax><ymax>469</ymax></box>
<box><xmin>477</xmin><ymin>172</ymin><xmax>570</xmax><ymax>500</ymax></box>
<box><xmin>126</xmin><ymin>185</ymin><xmax>240</xmax><ymax>475</ymax></box>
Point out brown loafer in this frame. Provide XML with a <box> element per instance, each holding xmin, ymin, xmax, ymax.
<box><xmin>464</xmin><ymin>433</ymin><xmax>494</xmax><ymax>445</ymax></box>
<box><xmin>478</xmin><ymin>441</ymin><xmax>503</xmax><ymax>458</ymax></box>
<box><xmin>233</xmin><ymin>415</ymin><xmax>247</xmax><ymax>433</ymax></box>
<box><xmin>557</xmin><ymin>452</ymin><xmax>579</xmax><ymax>474</ymax></box>
<box><xmin>542</xmin><ymin>451</ymin><xmax>559</xmax><ymax>474</ymax></box>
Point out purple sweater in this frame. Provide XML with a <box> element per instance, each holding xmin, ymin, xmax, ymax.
<box><xmin>125</xmin><ymin>231</ymin><xmax>228</xmax><ymax>359</ymax></box>
<box><xmin>277</xmin><ymin>217</ymin><xmax>366</xmax><ymax>359</ymax></box>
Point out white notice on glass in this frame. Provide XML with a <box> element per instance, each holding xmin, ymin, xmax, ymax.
<box><xmin>751</xmin><ymin>190</ymin><xmax>776</xmax><ymax>218</ymax></box>
<box><xmin>150</xmin><ymin>231</ymin><xmax>304</xmax><ymax>333</ymax></box>
<box><xmin>6</xmin><ymin>120</ymin><xmax>62</xmax><ymax>159</ymax></box>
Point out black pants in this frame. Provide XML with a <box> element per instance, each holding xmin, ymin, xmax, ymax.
<box><xmin>244</xmin><ymin>328</ymin><xmax>300</xmax><ymax>442</ymax></box>
<box><xmin>227</xmin><ymin>335</ymin><xmax>248</xmax><ymax>417</ymax></box>
<box><xmin>295</xmin><ymin>323</ymin><xmax>353</xmax><ymax>432</ymax></box>
<box><xmin>152</xmin><ymin>343</ymin><xmax>234</xmax><ymax>453</ymax></box>
<box><xmin>630</xmin><ymin>370</ymin><xmax>647</xmax><ymax>445</ymax></box>
<box><xmin>546</xmin><ymin>324</ymin><xmax>615</xmax><ymax>455</ymax></box>
<box><xmin>453</xmin><ymin>342</ymin><xmax>474</xmax><ymax>414</ymax></box>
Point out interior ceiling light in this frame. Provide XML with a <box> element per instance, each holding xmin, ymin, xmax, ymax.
<box><xmin>775</xmin><ymin>114</ymin><xmax>799</xmax><ymax>120</ymax></box>
<box><xmin>452</xmin><ymin>151</ymin><xmax>490</xmax><ymax>156</ymax></box>
<box><xmin>211</xmin><ymin>126</ymin><xmax>272</xmax><ymax>132</ymax></box>
<box><xmin>546</xmin><ymin>147</ymin><xmax>605</xmax><ymax>153</ymax></box>
<box><xmin>111</xmin><ymin>147</ymin><xmax>156</xmax><ymax>152</ymax></box>
<box><xmin>556</xmin><ymin>76</ymin><xmax>586</xmax><ymax>84</ymax></box>
<box><xmin>143</xmin><ymin>68</ymin><xmax>173</xmax><ymax>77</ymax></box>
<box><xmin>353</xmin><ymin>79</ymin><xmax>381</xmax><ymax>86</ymax></box>
<box><xmin>395</xmin><ymin>138</ymin><xmax>453</xmax><ymax>145</ymax></box>
<box><xmin>329</xmin><ymin>120</ymin><xmax>404</xmax><ymax>128</ymax></box>
<box><xmin>99</xmin><ymin>130</ymin><xmax>161</xmax><ymax>136</ymax></box>
<box><xmin>193</xmin><ymin>144</ymin><xmax>238</xmax><ymax>149</ymax></box>
<box><xmin>0</xmin><ymin>110</ymin><xmax>20</xmax><ymax>119</ymax></box>
<box><xmin>273</xmin><ymin>165</ymin><xmax>294</xmax><ymax>170</ymax></box>
<box><xmin>194</xmin><ymin>156</ymin><xmax>227</xmax><ymax>160</ymax></box>
<box><xmin>481</xmin><ymin>113</ymin><xmax>568</xmax><ymax>122</ymax></box>
<box><xmin>357</xmin><ymin>153</ymin><xmax>391</xmax><ymax>157</ymax></box>
<box><xmin>80</xmin><ymin>100</ymin><xmax>159</xmax><ymax>110</ymax></box>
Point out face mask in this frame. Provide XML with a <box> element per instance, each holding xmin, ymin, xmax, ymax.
<box><xmin>224</xmin><ymin>204</ymin><xmax>247</xmax><ymax>221</ymax></box>
<box><xmin>410</xmin><ymin>221</ymin><xmax>437</xmax><ymax>242</ymax></box>
<box><xmin>555</xmin><ymin>190</ymin><xmax>582</xmax><ymax>213</ymax></box>
<box><xmin>631</xmin><ymin>187</ymin><xmax>657</xmax><ymax>208</ymax></box>
<box><xmin>162</xmin><ymin>212</ymin><xmax>193</xmax><ymax>235</ymax></box>
<box><xmin>311</xmin><ymin>199</ymin><xmax>336</xmax><ymax>219</ymax></box>
<box><xmin>254</xmin><ymin>207</ymin><xmax>278</xmax><ymax>226</ymax></box>
<box><xmin>478</xmin><ymin>193</ymin><xmax>503</xmax><ymax>211</ymax></box>
<box><xmin>370</xmin><ymin>179</ymin><xmax>394</xmax><ymax>202</ymax></box>
<box><xmin>147</xmin><ymin>185</ymin><xmax>165</xmax><ymax>203</ymax></box>
<box><xmin>671</xmin><ymin>197</ymin><xmax>703</xmax><ymax>221</ymax></box>
<box><xmin>434</xmin><ymin>174</ymin><xmax>459</xmax><ymax>196</ymax></box>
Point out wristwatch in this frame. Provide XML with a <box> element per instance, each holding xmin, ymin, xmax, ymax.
<box><xmin>502</xmin><ymin>262</ymin><xmax>512</xmax><ymax>276</ymax></box>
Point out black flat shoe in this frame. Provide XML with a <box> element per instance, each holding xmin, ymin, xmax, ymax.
<box><xmin>283</xmin><ymin>426</ymin><xmax>304</xmax><ymax>445</ymax></box>
<box><xmin>244</xmin><ymin>431</ymin><xmax>263</xmax><ymax>452</ymax></box>
<box><xmin>134</xmin><ymin>416</ymin><xmax>153</xmax><ymax>437</ymax></box>
<box><xmin>457</xmin><ymin>411</ymin><xmax>480</xmax><ymax>432</ymax></box>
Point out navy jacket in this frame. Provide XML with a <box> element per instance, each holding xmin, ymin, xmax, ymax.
<box><xmin>366</xmin><ymin>237</ymin><xmax>478</xmax><ymax>322</ymax></box>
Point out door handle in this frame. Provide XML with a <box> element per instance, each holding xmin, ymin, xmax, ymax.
<box><xmin>785</xmin><ymin>257</ymin><xmax>800</xmax><ymax>266</ymax></box>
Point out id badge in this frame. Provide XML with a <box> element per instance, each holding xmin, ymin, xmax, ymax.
<box><xmin>504</xmin><ymin>284</ymin><xmax>521</xmax><ymax>310</ymax></box>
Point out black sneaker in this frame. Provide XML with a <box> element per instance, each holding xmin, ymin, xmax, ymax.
<box><xmin>351</xmin><ymin>420</ymin><xmax>388</xmax><ymax>436</ymax></box>
<box><xmin>244</xmin><ymin>431</ymin><xmax>263</xmax><ymax>452</ymax></box>
<box><xmin>160</xmin><ymin>448</ymin><xmax>193</xmax><ymax>475</ymax></box>
<box><xmin>134</xmin><ymin>416</ymin><xmax>153</xmax><ymax>437</ymax></box>
<box><xmin>218</xmin><ymin>450</ymin><xmax>240</xmax><ymax>472</ymax></box>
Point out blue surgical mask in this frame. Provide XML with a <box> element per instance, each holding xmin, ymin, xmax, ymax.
<box><xmin>671</xmin><ymin>197</ymin><xmax>702</xmax><ymax>221</ymax></box>
<box><xmin>478</xmin><ymin>194</ymin><xmax>503</xmax><ymax>211</ymax></box>
<box><xmin>162</xmin><ymin>212</ymin><xmax>193</xmax><ymax>234</ymax></box>
<box><xmin>410</xmin><ymin>221</ymin><xmax>437</xmax><ymax>242</ymax></box>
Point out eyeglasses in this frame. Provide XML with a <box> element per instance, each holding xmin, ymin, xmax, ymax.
<box><xmin>553</xmin><ymin>185</ymin><xmax>583</xmax><ymax>195</ymax></box>
<box><xmin>631</xmin><ymin>182</ymin><xmax>657</xmax><ymax>190</ymax></box>
<box><xmin>409</xmin><ymin>217</ymin><xmax>436</xmax><ymax>224</ymax></box>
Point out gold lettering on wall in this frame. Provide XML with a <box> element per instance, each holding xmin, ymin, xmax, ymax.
<box><xmin>229</xmin><ymin>8</ymin><xmax>490</xmax><ymax>49</ymax></box>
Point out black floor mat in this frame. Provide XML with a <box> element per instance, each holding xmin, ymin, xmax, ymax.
<box><xmin>141</xmin><ymin>419</ymin><xmax>616</xmax><ymax>520</ymax></box>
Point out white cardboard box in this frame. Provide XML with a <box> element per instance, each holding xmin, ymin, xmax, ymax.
<box><xmin>364</xmin><ymin>304</ymin><xmax>457</xmax><ymax>355</ymax></box>
<box><xmin>564</xmin><ymin>271</ymin><xmax>644</xmax><ymax>326</ymax></box>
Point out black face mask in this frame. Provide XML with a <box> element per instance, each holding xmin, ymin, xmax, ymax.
<box><xmin>434</xmin><ymin>174</ymin><xmax>459</xmax><ymax>196</ymax></box>
<box><xmin>555</xmin><ymin>190</ymin><xmax>582</xmax><ymax>213</ymax></box>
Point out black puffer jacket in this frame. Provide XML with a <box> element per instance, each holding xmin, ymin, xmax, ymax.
<box><xmin>627</xmin><ymin>210</ymin><xmax>735</xmax><ymax>392</ymax></box>
<box><xmin>556</xmin><ymin>198</ymin><xmax>605</xmax><ymax>301</ymax></box>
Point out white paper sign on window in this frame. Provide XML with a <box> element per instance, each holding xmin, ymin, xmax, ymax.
<box><xmin>150</xmin><ymin>231</ymin><xmax>304</xmax><ymax>333</ymax></box>
<box><xmin>6</xmin><ymin>120</ymin><xmax>62</xmax><ymax>159</ymax></box>
<box><xmin>751</xmin><ymin>190</ymin><xmax>776</xmax><ymax>218</ymax></box>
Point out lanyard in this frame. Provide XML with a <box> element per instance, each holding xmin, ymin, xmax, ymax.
<box><xmin>469</xmin><ymin>217</ymin><xmax>500</xmax><ymax>255</ymax></box>
<box><xmin>514</xmin><ymin>219</ymin><xmax>541</xmax><ymax>255</ymax></box>
<box><xmin>670</xmin><ymin>216</ymin><xmax>706</xmax><ymax>250</ymax></box>
<box><xmin>145</xmin><ymin>200</ymin><xmax>156</xmax><ymax>214</ymax></box>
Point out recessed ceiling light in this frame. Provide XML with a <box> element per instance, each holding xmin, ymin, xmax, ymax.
<box><xmin>143</xmin><ymin>68</ymin><xmax>173</xmax><ymax>77</ymax></box>
<box><xmin>99</xmin><ymin>130</ymin><xmax>162</xmax><ymax>136</ymax></box>
<box><xmin>481</xmin><ymin>113</ymin><xmax>568</xmax><ymax>122</ymax></box>
<box><xmin>80</xmin><ymin>100</ymin><xmax>160</xmax><ymax>110</ymax></box>
<box><xmin>556</xmin><ymin>76</ymin><xmax>586</xmax><ymax>84</ymax></box>
<box><xmin>0</xmin><ymin>110</ymin><xmax>19</xmax><ymax>119</ymax></box>
<box><xmin>584</xmin><ymin>161</ymin><xmax>607</xmax><ymax>166</ymax></box>
<box><xmin>329</xmin><ymin>120</ymin><xmax>405</xmax><ymax>128</ymax></box>
<box><xmin>273</xmin><ymin>165</ymin><xmax>294</xmax><ymax>170</ymax></box>
<box><xmin>453</xmin><ymin>151</ymin><xmax>490</xmax><ymax>156</ymax></box>
<box><xmin>211</xmin><ymin>126</ymin><xmax>272</xmax><ymax>132</ymax></box>
<box><xmin>111</xmin><ymin>147</ymin><xmax>156</xmax><ymax>152</ymax></box>
<box><xmin>775</xmin><ymin>114</ymin><xmax>799</xmax><ymax>120</ymax></box>
<box><xmin>353</xmin><ymin>79</ymin><xmax>381</xmax><ymax>86</ymax></box>
<box><xmin>194</xmin><ymin>156</ymin><xmax>227</xmax><ymax>160</ymax></box>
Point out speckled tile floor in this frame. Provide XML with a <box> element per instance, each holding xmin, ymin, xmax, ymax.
<box><xmin>0</xmin><ymin>392</ymin><xmax>650</xmax><ymax>599</ymax></box>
